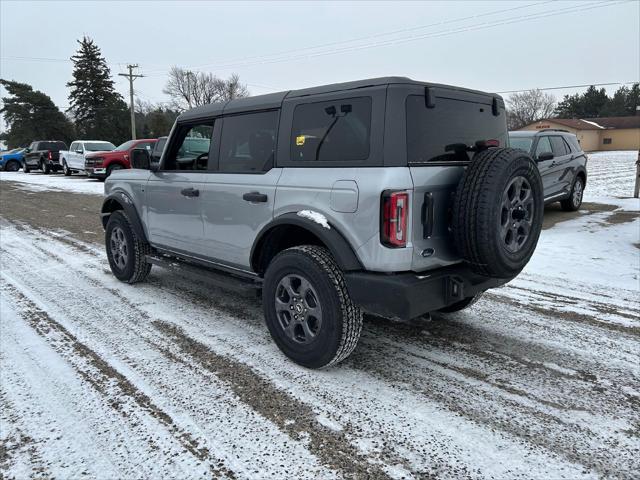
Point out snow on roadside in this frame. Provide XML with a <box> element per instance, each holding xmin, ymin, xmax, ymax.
<box><xmin>583</xmin><ymin>150</ymin><xmax>640</xmax><ymax>210</ymax></box>
<box><xmin>0</xmin><ymin>171</ymin><xmax>105</xmax><ymax>196</ymax></box>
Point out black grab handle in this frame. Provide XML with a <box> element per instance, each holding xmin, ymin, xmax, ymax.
<box><xmin>243</xmin><ymin>192</ymin><xmax>268</xmax><ymax>203</ymax></box>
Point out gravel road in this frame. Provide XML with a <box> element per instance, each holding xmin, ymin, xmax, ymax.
<box><xmin>1</xmin><ymin>181</ymin><xmax>638</xmax><ymax>479</ymax></box>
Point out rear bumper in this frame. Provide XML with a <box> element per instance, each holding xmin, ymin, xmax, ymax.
<box><xmin>344</xmin><ymin>264</ymin><xmax>511</xmax><ymax>320</ymax></box>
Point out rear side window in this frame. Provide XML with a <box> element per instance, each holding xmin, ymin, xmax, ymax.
<box><xmin>549</xmin><ymin>136</ymin><xmax>569</xmax><ymax>156</ymax></box>
<box><xmin>291</xmin><ymin>97</ymin><xmax>371</xmax><ymax>162</ymax></box>
<box><xmin>218</xmin><ymin>111</ymin><xmax>278</xmax><ymax>172</ymax></box>
<box><xmin>406</xmin><ymin>95</ymin><xmax>507</xmax><ymax>163</ymax></box>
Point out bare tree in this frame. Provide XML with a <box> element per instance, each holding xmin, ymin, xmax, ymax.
<box><xmin>506</xmin><ymin>89</ymin><xmax>556</xmax><ymax>130</ymax></box>
<box><xmin>163</xmin><ymin>67</ymin><xmax>249</xmax><ymax>111</ymax></box>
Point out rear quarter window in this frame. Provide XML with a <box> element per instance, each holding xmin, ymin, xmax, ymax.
<box><xmin>406</xmin><ymin>95</ymin><xmax>507</xmax><ymax>164</ymax></box>
<box><xmin>290</xmin><ymin>96</ymin><xmax>371</xmax><ymax>163</ymax></box>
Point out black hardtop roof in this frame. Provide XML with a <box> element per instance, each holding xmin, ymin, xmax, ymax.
<box><xmin>178</xmin><ymin>77</ymin><xmax>503</xmax><ymax>122</ymax></box>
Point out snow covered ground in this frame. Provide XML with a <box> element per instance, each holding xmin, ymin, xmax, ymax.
<box><xmin>0</xmin><ymin>170</ymin><xmax>105</xmax><ymax>196</ymax></box>
<box><xmin>0</xmin><ymin>150</ymin><xmax>638</xmax><ymax>479</ymax></box>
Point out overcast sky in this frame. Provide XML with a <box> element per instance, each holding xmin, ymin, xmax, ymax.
<box><xmin>1</xmin><ymin>0</ymin><xmax>638</xmax><ymax>115</ymax></box>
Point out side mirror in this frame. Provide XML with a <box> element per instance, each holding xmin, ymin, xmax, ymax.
<box><xmin>76</xmin><ymin>149</ymin><xmax>84</xmax><ymax>154</ymax></box>
<box><xmin>150</xmin><ymin>161</ymin><xmax>160</xmax><ymax>172</ymax></box>
<box><xmin>131</xmin><ymin>148</ymin><xmax>151</xmax><ymax>170</ymax></box>
<box><xmin>24</xmin><ymin>148</ymin><xmax>30</xmax><ymax>153</ymax></box>
<box><xmin>537</xmin><ymin>151</ymin><xmax>554</xmax><ymax>161</ymax></box>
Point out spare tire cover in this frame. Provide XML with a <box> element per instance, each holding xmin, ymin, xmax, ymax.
<box><xmin>452</xmin><ymin>147</ymin><xmax>544</xmax><ymax>279</ymax></box>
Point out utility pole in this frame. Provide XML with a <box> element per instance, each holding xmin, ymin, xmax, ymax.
<box><xmin>118</xmin><ymin>65</ymin><xmax>144</xmax><ymax>140</ymax></box>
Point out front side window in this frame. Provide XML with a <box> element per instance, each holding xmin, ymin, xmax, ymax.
<box><xmin>163</xmin><ymin>122</ymin><xmax>213</xmax><ymax>171</ymax></box>
<box><xmin>291</xmin><ymin>97</ymin><xmax>371</xmax><ymax>163</ymax></box>
<box><xmin>114</xmin><ymin>140</ymin><xmax>137</xmax><ymax>152</ymax></box>
<box><xmin>218</xmin><ymin>111</ymin><xmax>278</xmax><ymax>172</ymax></box>
<box><xmin>70</xmin><ymin>142</ymin><xmax>78</xmax><ymax>151</ymax></box>
<box><xmin>535</xmin><ymin>136</ymin><xmax>552</xmax><ymax>157</ymax></box>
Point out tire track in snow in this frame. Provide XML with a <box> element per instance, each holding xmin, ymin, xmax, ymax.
<box><xmin>2</xmin><ymin>217</ymin><xmax>638</xmax><ymax>478</ymax></box>
<box><xmin>0</xmin><ymin>280</ymin><xmax>235</xmax><ymax>479</ymax></box>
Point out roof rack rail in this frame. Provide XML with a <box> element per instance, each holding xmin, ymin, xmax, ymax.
<box><xmin>537</xmin><ymin>128</ymin><xmax>569</xmax><ymax>133</ymax></box>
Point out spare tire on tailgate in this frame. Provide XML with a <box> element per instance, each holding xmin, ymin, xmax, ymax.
<box><xmin>452</xmin><ymin>147</ymin><xmax>543</xmax><ymax>279</ymax></box>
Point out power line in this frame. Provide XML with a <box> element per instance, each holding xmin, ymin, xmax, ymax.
<box><xmin>192</xmin><ymin>0</ymin><xmax>626</xmax><ymax>71</ymax></box>
<box><xmin>144</xmin><ymin>0</ymin><xmax>554</xmax><ymax>75</ymax></box>
<box><xmin>497</xmin><ymin>81</ymin><xmax>638</xmax><ymax>94</ymax></box>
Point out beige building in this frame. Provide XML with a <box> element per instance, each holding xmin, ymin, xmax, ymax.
<box><xmin>518</xmin><ymin>116</ymin><xmax>640</xmax><ymax>152</ymax></box>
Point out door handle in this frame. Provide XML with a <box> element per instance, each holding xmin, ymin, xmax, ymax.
<box><xmin>243</xmin><ymin>191</ymin><xmax>268</xmax><ymax>203</ymax></box>
<box><xmin>181</xmin><ymin>187</ymin><xmax>199</xmax><ymax>197</ymax></box>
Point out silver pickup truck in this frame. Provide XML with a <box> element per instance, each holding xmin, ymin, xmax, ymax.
<box><xmin>101</xmin><ymin>77</ymin><xmax>544</xmax><ymax>368</ymax></box>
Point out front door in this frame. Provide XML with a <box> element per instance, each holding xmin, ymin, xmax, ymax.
<box><xmin>145</xmin><ymin>121</ymin><xmax>214</xmax><ymax>256</ymax></box>
<box><xmin>200</xmin><ymin>110</ymin><xmax>281</xmax><ymax>269</ymax></box>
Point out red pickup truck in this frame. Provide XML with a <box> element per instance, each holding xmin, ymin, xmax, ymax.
<box><xmin>85</xmin><ymin>138</ymin><xmax>156</xmax><ymax>180</ymax></box>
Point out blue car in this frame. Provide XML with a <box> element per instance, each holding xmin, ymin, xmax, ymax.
<box><xmin>0</xmin><ymin>148</ymin><xmax>25</xmax><ymax>171</ymax></box>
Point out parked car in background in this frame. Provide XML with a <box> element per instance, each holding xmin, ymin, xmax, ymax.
<box><xmin>23</xmin><ymin>141</ymin><xmax>68</xmax><ymax>173</ymax></box>
<box><xmin>509</xmin><ymin>129</ymin><xmax>587</xmax><ymax>211</ymax></box>
<box><xmin>85</xmin><ymin>138</ymin><xmax>156</xmax><ymax>180</ymax></box>
<box><xmin>59</xmin><ymin>140</ymin><xmax>116</xmax><ymax>176</ymax></box>
<box><xmin>0</xmin><ymin>148</ymin><xmax>26</xmax><ymax>171</ymax></box>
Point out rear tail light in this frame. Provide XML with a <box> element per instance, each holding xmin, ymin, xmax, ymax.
<box><xmin>381</xmin><ymin>190</ymin><xmax>409</xmax><ymax>248</ymax></box>
<box><xmin>48</xmin><ymin>151</ymin><xmax>52</xmax><ymax>160</ymax></box>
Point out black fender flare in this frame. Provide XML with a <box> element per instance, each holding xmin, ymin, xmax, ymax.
<box><xmin>575</xmin><ymin>165</ymin><xmax>587</xmax><ymax>185</ymax></box>
<box><xmin>251</xmin><ymin>212</ymin><xmax>362</xmax><ymax>272</ymax></box>
<box><xmin>101</xmin><ymin>191</ymin><xmax>147</xmax><ymax>241</ymax></box>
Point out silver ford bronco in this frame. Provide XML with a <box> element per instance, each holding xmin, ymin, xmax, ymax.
<box><xmin>101</xmin><ymin>77</ymin><xmax>544</xmax><ymax>368</ymax></box>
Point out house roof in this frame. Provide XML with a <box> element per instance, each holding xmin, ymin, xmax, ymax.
<box><xmin>530</xmin><ymin>116</ymin><xmax>640</xmax><ymax>130</ymax></box>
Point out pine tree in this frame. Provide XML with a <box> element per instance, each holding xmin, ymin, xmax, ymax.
<box><xmin>0</xmin><ymin>79</ymin><xmax>74</xmax><ymax>147</ymax></box>
<box><xmin>67</xmin><ymin>36</ymin><xmax>129</xmax><ymax>144</ymax></box>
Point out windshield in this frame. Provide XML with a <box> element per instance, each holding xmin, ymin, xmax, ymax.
<box><xmin>508</xmin><ymin>136</ymin><xmax>534</xmax><ymax>153</ymax></box>
<box><xmin>85</xmin><ymin>142</ymin><xmax>115</xmax><ymax>152</ymax></box>
<box><xmin>114</xmin><ymin>140</ymin><xmax>136</xmax><ymax>151</ymax></box>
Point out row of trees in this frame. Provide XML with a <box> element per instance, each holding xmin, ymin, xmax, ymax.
<box><xmin>507</xmin><ymin>83</ymin><xmax>639</xmax><ymax>130</ymax></box>
<box><xmin>0</xmin><ymin>37</ymin><xmax>249</xmax><ymax>149</ymax></box>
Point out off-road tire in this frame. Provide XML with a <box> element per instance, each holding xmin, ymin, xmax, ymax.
<box><xmin>263</xmin><ymin>245</ymin><xmax>363</xmax><ymax>369</ymax></box>
<box><xmin>40</xmin><ymin>158</ymin><xmax>51</xmax><ymax>174</ymax></box>
<box><xmin>438</xmin><ymin>293</ymin><xmax>483</xmax><ymax>313</ymax></box>
<box><xmin>62</xmin><ymin>160</ymin><xmax>72</xmax><ymax>176</ymax></box>
<box><xmin>4</xmin><ymin>160</ymin><xmax>20</xmax><ymax>172</ymax></box>
<box><xmin>452</xmin><ymin>147</ymin><xmax>543</xmax><ymax>279</ymax></box>
<box><xmin>105</xmin><ymin>210</ymin><xmax>152</xmax><ymax>283</ymax></box>
<box><xmin>22</xmin><ymin>162</ymin><xmax>30</xmax><ymax>173</ymax></box>
<box><xmin>560</xmin><ymin>176</ymin><xmax>584</xmax><ymax>212</ymax></box>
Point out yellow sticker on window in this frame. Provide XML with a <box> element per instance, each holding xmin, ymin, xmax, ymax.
<box><xmin>296</xmin><ymin>135</ymin><xmax>306</xmax><ymax>146</ymax></box>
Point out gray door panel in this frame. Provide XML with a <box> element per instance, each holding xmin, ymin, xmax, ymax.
<box><xmin>145</xmin><ymin>172</ymin><xmax>205</xmax><ymax>254</ymax></box>
<box><xmin>200</xmin><ymin>169</ymin><xmax>281</xmax><ymax>268</ymax></box>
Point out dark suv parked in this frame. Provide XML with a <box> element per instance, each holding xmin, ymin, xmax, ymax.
<box><xmin>509</xmin><ymin>129</ymin><xmax>587</xmax><ymax>211</ymax></box>
<box><xmin>23</xmin><ymin>140</ymin><xmax>68</xmax><ymax>173</ymax></box>
<box><xmin>101</xmin><ymin>77</ymin><xmax>545</xmax><ymax>368</ymax></box>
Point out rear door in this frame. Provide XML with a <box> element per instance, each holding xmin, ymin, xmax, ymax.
<box><xmin>145</xmin><ymin>121</ymin><xmax>213</xmax><ymax>255</ymax></box>
<box><xmin>405</xmin><ymin>86</ymin><xmax>508</xmax><ymax>271</ymax></box>
<box><xmin>199</xmin><ymin>110</ymin><xmax>281</xmax><ymax>269</ymax></box>
<box><xmin>533</xmin><ymin>135</ymin><xmax>562</xmax><ymax>198</ymax></box>
<box><xmin>544</xmin><ymin>135</ymin><xmax>572</xmax><ymax>198</ymax></box>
